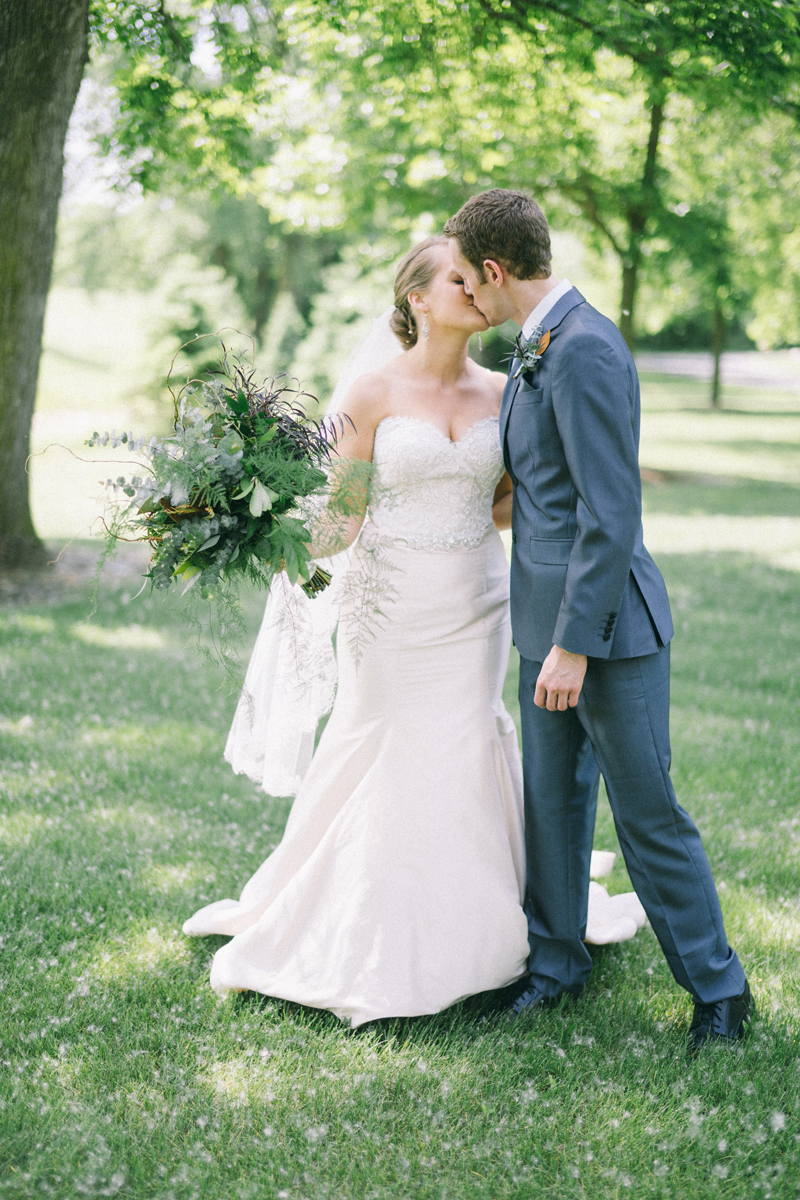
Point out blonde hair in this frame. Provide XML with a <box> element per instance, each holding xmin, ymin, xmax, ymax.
<box><xmin>389</xmin><ymin>235</ymin><xmax>447</xmax><ymax>348</ymax></box>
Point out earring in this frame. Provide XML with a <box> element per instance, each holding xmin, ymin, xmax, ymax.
<box><xmin>422</xmin><ymin>314</ymin><xmax>429</xmax><ymax>340</ymax></box>
<box><xmin>478</xmin><ymin>332</ymin><xmax>483</xmax><ymax>351</ymax></box>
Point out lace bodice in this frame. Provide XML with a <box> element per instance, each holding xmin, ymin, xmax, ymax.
<box><xmin>365</xmin><ymin>415</ymin><xmax>504</xmax><ymax>551</ymax></box>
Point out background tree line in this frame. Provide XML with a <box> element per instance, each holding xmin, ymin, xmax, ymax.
<box><xmin>1</xmin><ymin>0</ymin><xmax>798</xmax><ymax>567</ymax></box>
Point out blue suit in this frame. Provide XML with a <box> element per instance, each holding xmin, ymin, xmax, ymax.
<box><xmin>502</xmin><ymin>287</ymin><xmax>744</xmax><ymax>1002</ymax></box>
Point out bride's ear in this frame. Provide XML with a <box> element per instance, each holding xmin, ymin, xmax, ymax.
<box><xmin>407</xmin><ymin>290</ymin><xmax>427</xmax><ymax>314</ymax></box>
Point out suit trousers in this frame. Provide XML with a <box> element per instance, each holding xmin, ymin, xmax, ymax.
<box><xmin>518</xmin><ymin>646</ymin><xmax>745</xmax><ymax>1003</ymax></box>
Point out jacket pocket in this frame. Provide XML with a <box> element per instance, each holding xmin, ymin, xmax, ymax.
<box><xmin>513</xmin><ymin>383</ymin><xmax>545</xmax><ymax>406</ymax></box>
<box><xmin>529</xmin><ymin>537</ymin><xmax>574</xmax><ymax>565</ymax></box>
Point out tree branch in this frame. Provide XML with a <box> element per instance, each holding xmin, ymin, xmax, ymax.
<box><xmin>558</xmin><ymin>177</ymin><xmax>626</xmax><ymax>259</ymax></box>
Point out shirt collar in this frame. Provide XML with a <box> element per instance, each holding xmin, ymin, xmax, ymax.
<box><xmin>521</xmin><ymin>278</ymin><xmax>573</xmax><ymax>342</ymax></box>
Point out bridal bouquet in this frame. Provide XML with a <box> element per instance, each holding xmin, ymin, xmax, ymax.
<box><xmin>88</xmin><ymin>350</ymin><xmax>353</xmax><ymax>608</ymax></box>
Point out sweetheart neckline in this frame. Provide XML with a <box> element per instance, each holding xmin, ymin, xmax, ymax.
<box><xmin>375</xmin><ymin>413</ymin><xmax>499</xmax><ymax>448</ymax></box>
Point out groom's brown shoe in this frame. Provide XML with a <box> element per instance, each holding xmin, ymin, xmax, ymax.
<box><xmin>688</xmin><ymin>979</ymin><xmax>754</xmax><ymax>1054</ymax></box>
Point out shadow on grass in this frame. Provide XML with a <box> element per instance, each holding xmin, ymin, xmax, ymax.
<box><xmin>642</xmin><ymin>473</ymin><xmax>800</xmax><ymax>517</ymax></box>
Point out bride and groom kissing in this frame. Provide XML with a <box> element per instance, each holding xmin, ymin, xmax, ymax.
<box><xmin>184</xmin><ymin>188</ymin><xmax>753</xmax><ymax>1053</ymax></box>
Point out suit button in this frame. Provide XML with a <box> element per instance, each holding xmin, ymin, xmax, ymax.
<box><xmin>610</xmin><ymin>611</ymin><xmax>618</xmax><ymax>618</ymax></box>
<box><xmin>602</xmin><ymin>634</ymin><xmax>611</xmax><ymax>642</ymax></box>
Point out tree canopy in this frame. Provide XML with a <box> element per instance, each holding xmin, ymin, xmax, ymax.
<box><xmin>0</xmin><ymin>0</ymin><xmax>798</xmax><ymax>565</ymax></box>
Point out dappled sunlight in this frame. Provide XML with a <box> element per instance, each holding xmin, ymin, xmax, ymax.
<box><xmin>0</xmin><ymin>613</ymin><xmax>56</xmax><ymax>635</ymax></box>
<box><xmin>201</xmin><ymin>1054</ymin><xmax>278</xmax><ymax>1108</ymax></box>
<box><xmin>643</xmin><ymin>514</ymin><xmax>800</xmax><ymax>570</ymax></box>
<box><xmin>0</xmin><ymin>809</ymin><xmax>46</xmax><ymax>845</ymax></box>
<box><xmin>144</xmin><ymin>861</ymin><xmax>208</xmax><ymax>895</ymax></box>
<box><xmin>721</xmin><ymin>886</ymin><xmax>800</xmax><ymax>956</ymax></box>
<box><xmin>644</xmin><ymin>412</ymin><xmax>800</xmax><ymax>445</ymax></box>
<box><xmin>71</xmin><ymin>622</ymin><xmax>170</xmax><ymax>650</ymax></box>
<box><xmin>641</xmin><ymin>440</ymin><xmax>800</xmax><ymax>483</ymax></box>
<box><xmin>87</xmin><ymin>922</ymin><xmax>190</xmax><ymax>984</ymax></box>
<box><xmin>640</xmin><ymin>410</ymin><xmax>800</xmax><ymax>486</ymax></box>
<box><xmin>80</xmin><ymin>722</ymin><xmax>208</xmax><ymax>755</ymax></box>
<box><xmin>77</xmin><ymin>801</ymin><xmax>200</xmax><ymax>847</ymax></box>
<box><xmin>0</xmin><ymin>713</ymin><xmax>37</xmax><ymax>736</ymax></box>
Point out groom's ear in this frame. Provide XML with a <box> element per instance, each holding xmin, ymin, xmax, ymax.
<box><xmin>483</xmin><ymin>260</ymin><xmax>505</xmax><ymax>289</ymax></box>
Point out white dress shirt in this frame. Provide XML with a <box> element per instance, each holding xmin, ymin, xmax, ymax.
<box><xmin>520</xmin><ymin>277</ymin><xmax>573</xmax><ymax>342</ymax></box>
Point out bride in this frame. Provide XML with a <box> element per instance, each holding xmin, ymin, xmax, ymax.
<box><xmin>183</xmin><ymin>235</ymin><xmax>645</xmax><ymax>1027</ymax></box>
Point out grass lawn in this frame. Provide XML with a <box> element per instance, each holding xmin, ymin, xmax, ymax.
<box><xmin>1</xmin><ymin>539</ymin><xmax>799</xmax><ymax>1200</ymax></box>
<box><xmin>2</xmin><ymin>288</ymin><xmax>799</xmax><ymax>1196</ymax></box>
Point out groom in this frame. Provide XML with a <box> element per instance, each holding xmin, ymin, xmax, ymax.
<box><xmin>445</xmin><ymin>190</ymin><xmax>752</xmax><ymax>1050</ymax></box>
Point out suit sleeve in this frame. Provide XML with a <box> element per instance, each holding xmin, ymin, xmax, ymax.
<box><xmin>550</xmin><ymin>331</ymin><xmax>641</xmax><ymax>659</ymax></box>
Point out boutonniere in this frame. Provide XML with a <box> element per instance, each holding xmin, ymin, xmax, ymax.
<box><xmin>512</xmin><ymin>324</ymin><xmax>551</xmax><ymax>379</ymax></box>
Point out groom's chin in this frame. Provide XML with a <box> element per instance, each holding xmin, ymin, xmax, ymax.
<box><xmin>471</xmin><ymin>304</ymin><xmax>502</xmax><ymax>328</ymax></box>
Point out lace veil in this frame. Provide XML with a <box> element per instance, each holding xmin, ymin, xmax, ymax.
<box><xmin>224</xmin><ymin>308</ymin><xmax>404</xmax><ymax>795</ymax></box>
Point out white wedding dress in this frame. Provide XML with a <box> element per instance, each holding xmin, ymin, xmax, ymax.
<box><xmin>183</xmin><ymin>415</ymin><xmax>645</xmax><ymax>1027</ymax></box>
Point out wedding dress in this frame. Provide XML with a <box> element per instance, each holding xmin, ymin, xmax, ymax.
<box><xmin>183</xmin><ymin>414</ymin><xmax>645</xmax><ymax>1027</ymax></box>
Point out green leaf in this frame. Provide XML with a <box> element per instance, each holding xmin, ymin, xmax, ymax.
<box><xmin>232</xmin><ymin>478</ymin><xmax>255</xmax><ymax>499</ymax></box>
<box><xmin>227</xmin><ymin>389</ymin><xmax>249</xmax><ymax>417</ymax></box>
<box><xmin>283</xmin><ymin>543</ymin><xmax>300</xmax><ymax>585</ymax></box>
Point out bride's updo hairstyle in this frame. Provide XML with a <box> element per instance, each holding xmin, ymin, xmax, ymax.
<box><xmin>390</xmin><ymin>235</ymin><xmax>448</xmax><ymax>348</ymax></box>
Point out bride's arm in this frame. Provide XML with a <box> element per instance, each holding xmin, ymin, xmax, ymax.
<box><xmin>492</xmin><ymin>473</ymin><xmax>513</xmax><ymax>531</ymax></box>
<box><xmin>310</xmin><ymin>376</ymin><xmax>387</xmax><ymax>557</ymax></box>
<box><xmin>483</xmin><ymin>369</ymin><xmax>513</xmax><ymax>531</ymax></box>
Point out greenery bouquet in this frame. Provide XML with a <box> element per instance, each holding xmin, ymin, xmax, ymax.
<box><xmin>88</xmin><ymin>348</ymin><xmax>350</xmax><ymax>618</ymax></box>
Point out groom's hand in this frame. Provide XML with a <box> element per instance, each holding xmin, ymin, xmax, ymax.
<box><xmin>535</xmin><ymin>646</ymin><xmax>588</xmax><ymax>711</ymax></box>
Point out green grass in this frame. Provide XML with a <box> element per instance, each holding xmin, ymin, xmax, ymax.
<box><xmin>8</xmin><ymin>290</ymin><xmax>799</xmax><ymax>1195</ymax></box>
<box><xmin>638</xmin><ymin>373</ymin><xmax>800</xmax><ymax>415</ymax></box>
<box><xmin>641</xmin><ymin>476</ymin><xmax>800</xmax><ymax>518</ymax></box>
<box><xmin>2</xmin><ymin>544</ymin><xmax>800</xmax><ymax>1200</ymax></box>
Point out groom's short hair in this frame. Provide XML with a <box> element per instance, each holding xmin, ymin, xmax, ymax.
<box><xmin>444</xmin><ymin>189</ymin><xmax>551</xmax><ymax>282</ymax></box>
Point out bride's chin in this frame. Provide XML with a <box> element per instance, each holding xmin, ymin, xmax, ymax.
<box><xmin>455</xmin><ymin>316</ymin><xmax>489</xmax><ymax>334</ymax></box>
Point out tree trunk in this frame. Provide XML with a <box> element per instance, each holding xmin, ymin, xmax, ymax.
<box><xmin>711</xmin><ymin>297</ymin><xmax>724</xmax><ymax>409</ymax></box>
<box><xmin>0</xmin><ymin>0</ymin><xmax>89</xmax><ymax>569</ymax></box>
<box><xmin>619</xmin><ymin>98</ymin><xmax>663</xmax><ymax>353</ymax></box>
<box><xmin>619</xmin><ymin>257</ymin><xmax>639</xmax><ymax>352</ymax></box>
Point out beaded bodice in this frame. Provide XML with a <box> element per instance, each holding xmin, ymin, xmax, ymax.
<box><xmin>365</xmin><ymin>415</ymin><xmax>504</xmax><ymax>552</ymax></box>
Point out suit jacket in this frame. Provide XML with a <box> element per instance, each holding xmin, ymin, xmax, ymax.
<box><xmin>500</xmin><ymin>287</ymin><xmax>674</xmax><ymax>662</ymax></box>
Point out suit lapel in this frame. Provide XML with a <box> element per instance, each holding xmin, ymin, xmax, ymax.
<box><xmin>499</xmin><ymin>367</ymin><xmax>520</xmax><ymax>473</ymax></box>
<box><xmin>539</xmin><ymin>286</ymin><xmax>585</xmax><ymax>336</ymax></box>
<box><xmin>499</xmin><ymin>287</ymin><xmax>586</xmax><ymax>465</ymax></box>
